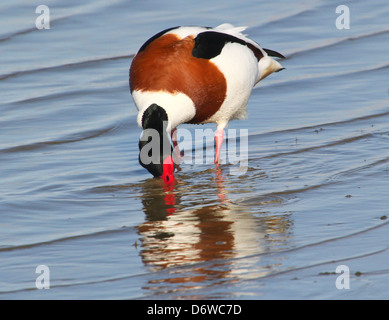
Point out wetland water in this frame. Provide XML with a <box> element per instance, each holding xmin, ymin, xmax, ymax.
<box><xmin>1</xmin><ymin>0</ymin><xmax>389</xmax><ymax>299</ymax></box>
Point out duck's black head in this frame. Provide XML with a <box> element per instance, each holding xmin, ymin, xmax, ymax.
<box><xmin>138</xmin><ymin>104</ymin><xmax>175</xmax><ymax>185</ymax></box>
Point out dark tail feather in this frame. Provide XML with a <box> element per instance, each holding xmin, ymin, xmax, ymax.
<box><xmin>263</xmin><ymin>48</ymin><xmax>285</xmax><ymax>59</ymax></box>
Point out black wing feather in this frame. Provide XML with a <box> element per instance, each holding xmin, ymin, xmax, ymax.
<box><xmin>138</xmin><ymin>26</ymin><xmax>179</xmax><ymax>53</ymax></box>
<box><xmin>192</xmin><ymin>31</ymin><xmax>263</xmax><ymax>60</ymax></box>
<box><xmin>263</xmin><ymin>48</ymin><xmax>285</xmax><ymax>59</ymax></box>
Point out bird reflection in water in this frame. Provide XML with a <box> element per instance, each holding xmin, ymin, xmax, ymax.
<box><xmin>214</xmin><ymin>165</ymin><xmax>228</xmax><ymax>203</ymax></box>
<box><xmin>136</xmin><ymin>166</ymin><xmax>292</xmax><ymax>293</ymax></box>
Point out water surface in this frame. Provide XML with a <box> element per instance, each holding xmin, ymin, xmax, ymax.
<box><xmin>1</xmin><ymin>0</ymin><xmax>389</xmax><ymax>299</ymax></box>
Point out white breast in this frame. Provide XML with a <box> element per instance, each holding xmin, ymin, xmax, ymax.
<box><xmin>205</xmin><ymin>41</ymin><xmax>259</xmax><ymax>129</ymax></box>
<box><xmin>132</xmin><ymin>90</ymin><xmax>196</xmax><ymax>132</ymax></box>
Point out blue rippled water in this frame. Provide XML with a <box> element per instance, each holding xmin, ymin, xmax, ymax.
<box><xmin>1</xmin><ymin>0</ymin><xmax>388</xmax><ymax>299</ymax></box>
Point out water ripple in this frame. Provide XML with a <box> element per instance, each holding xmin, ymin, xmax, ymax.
<box><xmin>0</xmin><ymin>54</ymin><xmax>134</xmax><ymax>81</ymax></box>
<box><xmin>286</xmin><ymin>28</ymin><xmax>389</xmax><ymax>59</ymax></box>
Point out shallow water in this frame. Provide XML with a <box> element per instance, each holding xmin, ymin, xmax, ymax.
<box><xmin>1</xmin><ymin>0</ymin><xmax>388</xmax><ymax>299</ymax></box>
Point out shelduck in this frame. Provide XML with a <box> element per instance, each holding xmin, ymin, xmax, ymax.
<box><xmin>129</xmin><ymin>24</ymin><xmax>285</xmax><ymax>185</ymax></box>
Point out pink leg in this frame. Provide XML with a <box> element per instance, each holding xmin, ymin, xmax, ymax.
<box><xmin>171</xmin><ymin>128</ymin><xmax>178</xmax><ymax>148</ymax></box>
<box><xmin>171</xmin><ymin>128</ymin><xmax>181</xmax><ymax>160</ymax></box>
<box><xmin>214</xmin><ymin>128</ymin><xmax>224</xmax><ymax>164</ymax></box>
